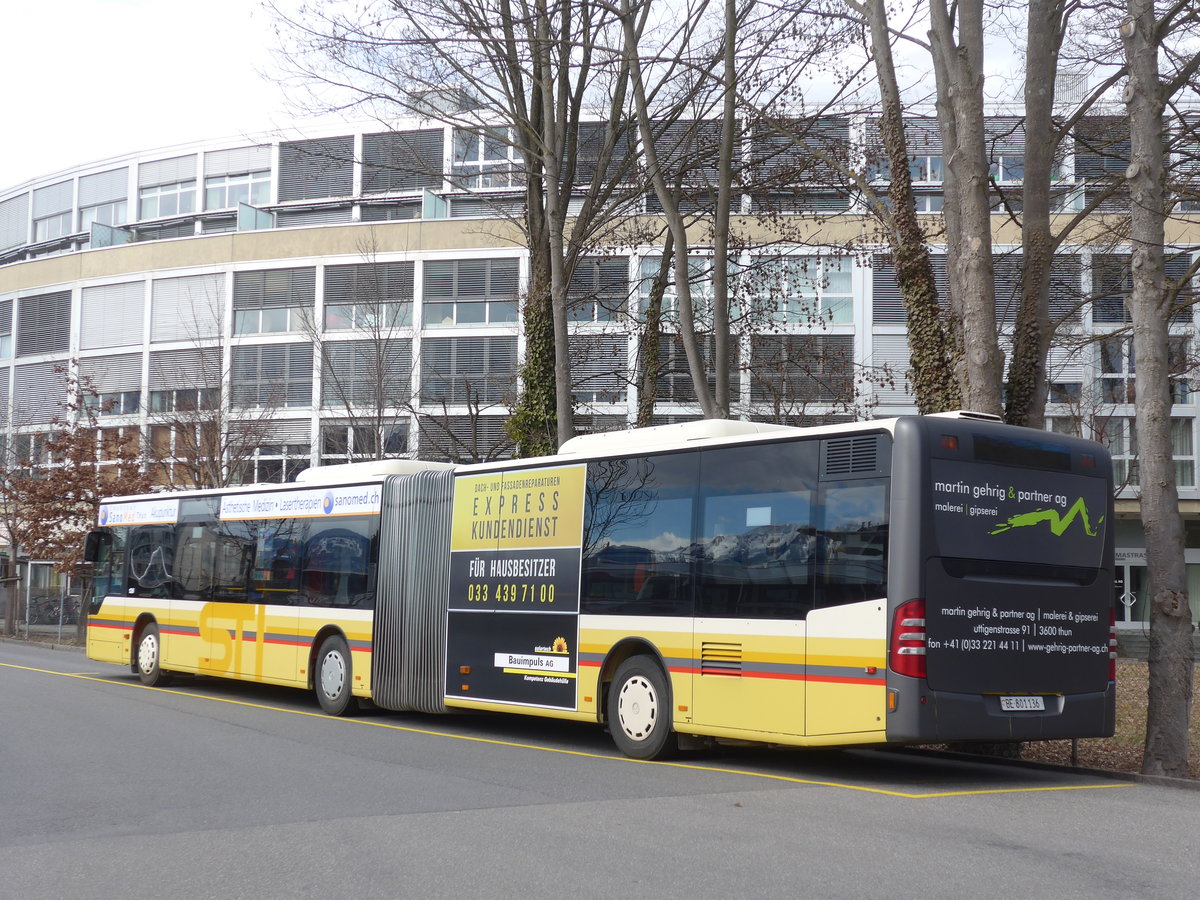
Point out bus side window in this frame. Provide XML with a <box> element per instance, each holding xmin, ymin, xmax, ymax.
<box><xmin>580</xmin><ymin>453</ymin><xmax>700</xmax><ymax>616</ymax></box>
<box><xmin>127</xmin><ymin>525</ymin><xmax>178</xmax><ymax>597</ymax></box>
<box><xmin>696</xmin><ymin>441</ymin><xmax>819</xmax><ymax>620</ymax></box>
<box><xmin>814</xmin><ymin>479</ymin><xmax>889</xmax><ymax>608</ymax></box>
<box><xmin>174</xmin><ymin>524</ymin><xmax>255</xmax><ymax>601</ymax></box>
<box><xmin>301</xmin><ymin>518</ymin><xmax>377</xmax><ymax>608</ymax></box>
<box><xmin>250</xmin><ymin>522</ymin><xmax>304</xmax><ymax>606</ymax></box>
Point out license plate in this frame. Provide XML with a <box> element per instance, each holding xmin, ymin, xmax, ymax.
<box><xmin>1000</xmin><ymin>695</ymin><xmax>1045</xmax><ymax>712</ymax></box>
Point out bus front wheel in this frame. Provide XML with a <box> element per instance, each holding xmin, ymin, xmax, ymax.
<box><xmin>315</xmin><ymin>636</ymin><xmax>358</xmax><ymax>716</ymax></box>
<box><xmin>608</xmin><ymin>656</ymin><xmax>677</xmax><ymax>760</ymax></box>
<box><xmin>135</xmin><ymin>623</ymin><xmax>171</xmax><ymax>687</ymax></box>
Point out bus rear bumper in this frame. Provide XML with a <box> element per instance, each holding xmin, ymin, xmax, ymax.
<box><xmin>885</xmin><ymin>683</ymin><xmax>1117</xmax><ymax>743</ymax></box>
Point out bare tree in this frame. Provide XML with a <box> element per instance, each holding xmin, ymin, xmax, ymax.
<box><xmin>926</xmin><ymin>0</ymin><xmax>1003</xmax><ymax>415</ymax></box>
<box><xmin>302</xmin><ymin>238</ymin><xmax>416</xmax><ymax>463</ymax></box>
<box><xmin>271</xmin><ymin>0</ymin><xmax>642</xmax><ymax>451</ymax></box>
<box><xmin>146</xmin><ymin>324</ymin><xmax>283</xmax><ymax>489</ymax></box>
<box><xmin>1121</xmin><ymin>0</ymin><xmax>1200</xmax><ymax>778</ymax></box>
<box><xmin>1</xmin><ymin>370</ymin><xmax>155</xmax><ymax>636</ymax></box>
<box><xmin>853</xmin><ymin>0</ymin><xmax>961</xmax><ymax>413</ymax></box>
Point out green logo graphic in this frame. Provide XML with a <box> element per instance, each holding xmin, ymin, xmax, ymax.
<box><xmin>989</xmin><ymin>497</ymin><xmax>1102</xmax><ymax>537</ymax></box>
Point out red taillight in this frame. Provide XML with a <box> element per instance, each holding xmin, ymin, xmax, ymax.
<box><xmin>1109</xmin><ymin>609</ymin><xmax>1118</xmax><ymax>682</ymax></box>
<box><xmin>890</xmin><ymin>598</ymin><xmax>927</xmax><ymax>679</ymax></box>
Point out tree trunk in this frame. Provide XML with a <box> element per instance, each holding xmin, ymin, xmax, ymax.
<box><xmin>637</xmin><ymin>232</ymin><xmax>674</xmax><ymax>427</ymax></box>
<box><xmin>1124</xmin><ymin>0</ymin><xmax>1193</xmax><ymax>778</ymax></box>
<box><xmin>621</xmin><ymin>0</ymin><xmax>721</xmax><ymax>419</ymax></box>
<box><xmin>862</xmin><ymin>0</ymin><xmax>960</xmax><ymax>414</ymax></box>
<box><xmin>928</xmin><ymin>0</ymin><xmax>1002</xmax><ymax>415</ymax></box>
<box><xmin>1005</xmin><ymin>0</ymin><xmax>1064</xmax><ymax>428</ymax></box>
<box><xmin>708</xmin><ymin>0</ymin><xmax>740</xmax><ymax>419</ymax></box>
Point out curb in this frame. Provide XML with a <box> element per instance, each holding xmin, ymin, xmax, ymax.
<box><xmin>894</xmin><ymin>745</ymin><xmax>1200</xmax><ymax>791</ymax></box>
<box><xmin>0</xmin><ymin>635</ymin><xmax>85</xmax><ymax>653</ymax></box>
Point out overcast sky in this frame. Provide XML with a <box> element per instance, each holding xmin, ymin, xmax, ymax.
<box><xmin>0</xmin><ymin>1</ymin><xmax>1062</xmax><ymax>193</ymax></box>
<box><xmin>0</xmin><ymin>0</ymin><xmax>298</xmax><ymax>189</ymax></box>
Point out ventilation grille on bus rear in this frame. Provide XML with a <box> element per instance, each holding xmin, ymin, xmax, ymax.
<box><xmin>823</xmin><ymin>436</ymin><xmax>879</xmax><ymax>476</ymax></box>
<box><xmin>700</xmin><ymin>642</ymin><xmax>742</xmax><ymax>676</ymax></box>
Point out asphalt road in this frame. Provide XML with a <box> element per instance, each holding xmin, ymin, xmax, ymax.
<box><xmin>1</xmin><ymin>639</ymin><xmax>1195</xmax><ymax>900</ymax></box>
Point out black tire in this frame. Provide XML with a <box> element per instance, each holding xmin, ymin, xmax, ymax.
<box><xmin>314</xmin><ymin>635</ymin><xmax>358</xmax><ymax>716</ymax></box>
<box><xmin>607</xmin><ymin>656</ymin><xmax>677</xmax><ymax>760</ymax></box>
<box><xmin>135</xmin><ymin>623</ymin><xmax>172</xmax><ymax>686</ymax></box>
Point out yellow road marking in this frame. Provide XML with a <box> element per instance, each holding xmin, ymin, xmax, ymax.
<box><xmin>1</xmin><ymin>661</ymin><xmax>1133</xmax><ymax>800</ymax></box>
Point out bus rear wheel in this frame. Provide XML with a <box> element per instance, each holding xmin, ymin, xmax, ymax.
<box><xmin>315</xmin><ymin>636</ymin><xmax>358</xmax><ymax>716</ymax></box>
<box><xmin>135</xmin><ymin>623</ymin><xmax>172</xmax><ymax>687</ymax></box>
<box><xmin>608</xmin><ymin>656</ymin><xmax>677</xmax><ymax>760</ymax></box>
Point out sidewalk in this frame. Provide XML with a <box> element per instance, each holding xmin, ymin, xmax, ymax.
<box><xmin>1115</xmin><ymin>626</ymin><xmax>1200</xmax><ymax>660</ymax></box>
<box><xmin>0</xmin><ymin>617</ymin><xmax>84</xmax><ymax>646</ymax></box>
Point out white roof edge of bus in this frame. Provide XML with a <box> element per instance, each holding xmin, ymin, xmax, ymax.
<box><xmin>101</xmin><ymin>458</ymin><xmax>459</xmax><ymax>505</ymax></box>
<box><xmin>925</xmin><ymin>409</ymin><xmax>1004</xmax><ymax>422</ymax></box>
<box><xmin>557</xmin><ymin>419</ymin><xmax>804</xmax><ymax>456</ymax></box>
<box><xmin>294</xmin><ymin>458</ymin><xmax>456</xmax><ymax>483</ymax></box>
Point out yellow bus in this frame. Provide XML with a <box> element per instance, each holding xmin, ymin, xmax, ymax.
<box><xmin>86</xmin><ymin>414</ymin><xmax>1116</xmax><ymax>758</ymax></box>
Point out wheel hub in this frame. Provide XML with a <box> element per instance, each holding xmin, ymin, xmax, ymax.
<box><xmin>617</xmin><ymin>675</ymin><xmax>657</xmax><ymax>741</ymax></box>
<box><xmin>321</xmin><ymin>652</ymin><xmax>346</xmax><ymax>698</ymax></box>
<box><xmin>138</xmin><ymin>634</ymin><xmax>158</xmax><ymax>674</ymax></box>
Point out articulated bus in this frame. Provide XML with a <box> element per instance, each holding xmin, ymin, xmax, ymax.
<box><xmin>85</xmin><ymin>413</ymin><xmax>1116</xmax><ymax>758</ymax></box>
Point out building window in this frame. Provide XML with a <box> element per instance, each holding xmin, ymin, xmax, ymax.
<box><xmin>149</xmin><ymin>388</ymin><xmax>219</xmax><ymax>412</ymax></box>
<box><xmin>908</xmin><ymin>155</ymin><xmax>944</xmax><ymax>183</ymax></box>
<box><xmin>321</xmin><ymin>340</ymin><xmax>413</xmax><ymax>407</ymax></box>
<box><xmin>1173</xmin><ymin>419</ymin><xmax>1196</xmax><ymax>487</ymax></box>
<box><xmin>1046</xmin><ymin>416</ymin><xmax>1082</xmax><ymax>437</ymax></box>
<box><xmin>1095</xmin><ymin>416</ymin><xmax>1135</xmax><ymax>485</ymax></box>
<box><xmin>234</xmin><ymin>307</ymin><xmax>308</xmax><ymax>334</ymax></box>
<box><xmin>232</xmin><ymin>268</ymin><xmax>316</xmax><ymax>335</ymax></box>
<box><xmin>638</xmin><ymin>255</ymin><xmax>721</xmax><ymax>323</ymax></box>
<box><xmin>1099</xmin><ymin>336</ymin><xmax>1133</xmax><ymax>403</ymax></box>
<box><xmin>320</xmin><ymin>422</ymin><xmax>408</xmax><ymax>462</ymax></box>
<box><xmin>14</xmin><ymin>433</ymin><xmax>50</xmax><ymax>466</ymax></box>
<box><xmin>139</xmin><ymin>180</ymin><xmax>196</xmax><ymax>220</ymax></box>
<box><xmin>231</xmin><ymin>444</ymin><xmax>312</xmax><ymax>485</ymax></box>
<box><xmin>33</xmin><ymin>212</ymin><xmax>73</xmax><ymax>242</ymax></box>
<box><xmin>422</xmin><ymin>258</ymin><xmax>519</xmax><ymax>326</ymax></box>
<box><xmin>451</xmin><ymin>127</ymin><xmax>521</xmax><ymax>188</ymax></box>
<box><xmin>16</xmin><ymin>290</ymin><xmax>71</xmax><ymax>357</ymax></box>
<box><xmin>324</xmin><ymin>262</ymin><xmax>414</xmax><ymax>331</ymax></box>
<box><xmin>989</xmin><ymin>155</ymin><xmax>1025</xmax><ymax>183</ymax></box>
<box><xmin>205</xmin><ymin>170</ymin><xmax>270</xmax><ymax>210</ymax></box>
<box><xmin>751</xmin><ymin>255</ymin><xmax>853</xmax><ymax>325</ymax></box>
<box><xmin>1096</xmin><ymin>416</ymin><xmax>1196</xmax><ymax>488</ymax></box>
<box><xmin>749</xmin><ymin>335</ymin><xmax>855</xmax><ymax>407</ymax></box>
<box><xmin>0</xmin><ymin>299</ymin><xmax>11</xmax><ymax>357</ymax></box>
<box><xmin>98</xmin><ymin>426</ymin><xmax>141</xmax><ymax>464</ymax></box>
<box><xmin>568</xmin><ymin>257</ymin><xmax>628</xmax><ymax>323</ymax></box>
<box><xmin>86</xmin><ymin>390</ymin><xmax>141</xmax><ymax>417</ymax></box>
<box><xmin>913</xmin><ymin>192</ymin><xmax>944</xmax><ymax>213</ymax></box>
<box><xmin>1100</xmin><ymin>335</ymin><xmax>1189</xmax><ymax>404</ymax></box>
<box><xmin>231</xmin><ymin>344</ymin><xmax>314</xmax><ymax>409</ymax></box>
<box><xmin>420</xmin><ymin>336</ymin><xmax>517</xmax><ymax>405</ymax></box>
<box><xmin>80</xmin><ymin>201</ymin><xmax>128</xmax><ymax>232</ymax></box>
<box><xmin>325</xmin><ymin>302</ymin><xmax>411</xmax><ymax>331</ymax></box>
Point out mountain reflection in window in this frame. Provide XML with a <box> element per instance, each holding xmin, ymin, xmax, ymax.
<box><xmin>580</xmin><ymin>439</ymin><xmax>888</xmax><ymax>619</ymax></box>
<box><xmin>581</xmin><ymin>453</ymin><xmax>699</xmax><ymax>616</ymax></box>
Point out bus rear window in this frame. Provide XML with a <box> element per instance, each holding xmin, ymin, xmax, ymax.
<box><xmin>972</xmin><ymin>433</ymin><xmax>1072</xmax><ymax>471</ymax></box>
